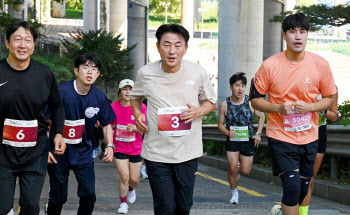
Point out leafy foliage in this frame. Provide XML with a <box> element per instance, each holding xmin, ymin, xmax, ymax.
<box><xmin>337</xmin><ymin>100</ymin><xmax>350</xmax><ymax>126</ymax></box>
<box><xmin>202</xmin><ymin>110</ymin><xmax>218</xmax><ymax>125</ymax></box>
<box><xmin>60</xmin><ymin>29</ymin><xmax>135</xmax><ymax>92</ymax></box>
<box><xmin>32</xmin><ymin>54</ymin><xmax>74</xmax><ymax>84</ymax></box>
<box><xmin>270</xmin><ymin>4</ymin><xmax>350</xmax><ymax>31</ymax></box>
<box><xmin>149</xmin><ymin>0</ymin><xmax>181</xmax><ymax>15</ymax></box>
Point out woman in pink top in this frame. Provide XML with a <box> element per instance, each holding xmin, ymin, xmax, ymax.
<box><xmin>111</xmin><ymin>79</ymin><xmax>147</xmax><ymax>214</ymax></box>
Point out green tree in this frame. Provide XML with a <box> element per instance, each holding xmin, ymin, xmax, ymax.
<box><xmin>149</xmin><ymin>0</ymin><xmax>181</xmax><ymax>15</ymax></box>
<box><xmin>270</xmin><ymin>4</ymin><xmax>350</xmax><ymax>31</ymax></box>
<box><xmin>61</xmin><ymin>29</ymin><xmax>135</xmax><ymax>93</ymax></box>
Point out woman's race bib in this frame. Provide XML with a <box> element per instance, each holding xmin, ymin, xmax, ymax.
<box><xmin>230</xmin><ymin>126</ymin><xmax>249</xmax><ymax>141</ymax></box>
<box><xmin>283</xmin><ymin>112</ymin><xmax>312</xmax><ymax>132</ymax></box>
<box><xmin>63</xmin><ymin>119</ymin><xmax>85</xmax><ymax>144</ymax></box>
<box><xmin>115</xmin><ymin>124</ymin><xmax>136</xmax><ymax>142</ymax></box>
<box><xmin>158</xmin><ymin>107</ymin><xmax>191</xmax><ymax>136</ymax></box>
<box><xmin>3</xmin><ymin>118</ymin><xmax>38</xmax><ymax>147</ymax></box>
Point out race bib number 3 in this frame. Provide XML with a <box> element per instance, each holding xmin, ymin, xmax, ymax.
<box><xmin>3</xmin><ymin>119</ymin><xmax>38</xmax><ymax>147</ymax></box>
<box><xmin>283</xmin><ymin>112</ymin><xmax>312</xmax><ymax>132</ymax></box>
<box><xmin>230</xmin><ymin>126</ymin><xmax>249</xmax><ymax>141</ymax></box>
<box><xmin>158</xmin><ymin>107</ymin><xmax>191</xmax><ymax>136</ymax></box>
<box><xmin>63</xmin><ymin>119</ymin><xmax>85</xmax><ymax>144</ymax></box>
<box><xmin>115</xmin><ymin>124</ymin><xmax>136</xmax><ymax>142</ymax></box>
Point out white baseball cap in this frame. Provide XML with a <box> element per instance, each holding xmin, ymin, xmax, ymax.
<box><xmin>118</xmin><ymin>79</ymin><xmax>134</xmax><ymax>89</ymax></box>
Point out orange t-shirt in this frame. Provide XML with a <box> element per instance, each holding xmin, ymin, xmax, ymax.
<box><xmin>254</xmin><ymin>51</ymin><xmax>337</xmax><ymax>145</ymax></box>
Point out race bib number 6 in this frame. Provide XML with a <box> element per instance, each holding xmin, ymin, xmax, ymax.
<box><xmin>158</xmin><ymin>107</ymin><xmax>191</xmax><ymax>136</ymax></box>
<box><xmin>283</xmin><ymin>112</ymin><xmax>312</xmax><ymax>132</ymax></box>
<box><xmin>63</xmin><ymin>119</ymin><xmax>85</xmax><ymax>144</ymax></box>
<box><xmin>3</xmin><ymin>118</ymin><xmax>38</xmax><ymax>147</ymax></box>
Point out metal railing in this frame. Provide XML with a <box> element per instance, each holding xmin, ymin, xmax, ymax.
<box><xmin>202</xmin><ymin>124</ymin><xmax>350</xmax><ymax>178</ymax></box>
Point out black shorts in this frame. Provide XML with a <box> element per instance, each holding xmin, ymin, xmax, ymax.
<box><xmin>318</xmin><ymin>125</ymin><xmax>327</xmax><ymax>154</ymax></box>
<box><xmin>114</xmin><ymin>152</ymin><xmax>142</xmax><ymax>163</ymax></box>
<box><xmin>225</xmin><ymin>137</ymin><xmax>255</xmax><ymax>157</ymax></box>
<box><xmin>268</xmin><ymin>137</ymin><xmax>317</xmax><ymax>178</ymax></box>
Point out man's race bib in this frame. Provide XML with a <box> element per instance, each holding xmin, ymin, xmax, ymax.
<box><xmin>230</xmin><ymin>126</ymin><xmax>249</xmax><ymax>141</ymax></box>
<box><xmin>3</xmin><ymin>118</ymin><xmax>38</xmax><ymax>147</ymax></box>
<box><xmin>318</xmin><ymin>114</ymin><xmax>327</xmax><ymax>126</ymax></box>
<box><xmin>115</xmin><ymin>124</ymin><xmax>136</xmax><ymax>142</ymax></box>
<box><xmin>158</xmin><ymin>107</ymin><xmax>191</xmax><ymax>136</ymax></box>
<box><xmin>63</xmin><ymin>119</ymin><xmax>85</xmax><ymax>144</ymax></box>
<box><xmin>283</xmin><ymin>112</ymin><xmax>312</xmax><ymax>132</ymax></box>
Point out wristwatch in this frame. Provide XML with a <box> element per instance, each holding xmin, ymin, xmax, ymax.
<box><xmin>255</xmin><ymin>132</ymin><xmax>262</xmax><ymax>137</ymax></box>
<box><xmin>106</xmin><ymin>143</ymin><xmax>115</xmax><ymax>150</ymax></box>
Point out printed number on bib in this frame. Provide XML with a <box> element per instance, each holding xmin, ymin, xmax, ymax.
<box><xmin>3</xmin><ymin>118</ymin><xmax>38</xmax><ymax>147</ymax></box>
<box><xmin>158</xmin><ymin>107</ymin><xmax>191</xmax><ymax>136</ymax></box>
<box><xmin>115</xmin><ymin>124</ymin><xmax>136</xmax><ymax>142</ymax></box>
<box><xmin>63</xmin><ymin>119</ymin><xmax>85</xmax><ymax>144</ymax></box>
<box><xmin>230</xmin><ymin>126</ymin><xmax>249</xmax><ymax>141</ymax></box>
<box><xmin>283</xmin><ymin>112</ymin><xmax>312</xmax><ymax>132</ymax></box>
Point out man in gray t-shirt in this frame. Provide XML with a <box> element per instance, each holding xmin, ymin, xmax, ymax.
<box><xmin>130</xmin><ymin>24</ymin><xmax>217</xmax><ymax>215</ymax></box>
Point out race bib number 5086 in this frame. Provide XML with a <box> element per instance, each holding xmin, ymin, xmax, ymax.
<box><xmin>158</xmin><ymin>107</ymin><xmax>191</xmax><ymax>136</ymax></box>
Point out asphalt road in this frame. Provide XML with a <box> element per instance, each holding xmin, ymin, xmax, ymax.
<box><xmin>11</xmin><ymin>158</ymin><xmax>350</xmax><ymax>215</ymax></box>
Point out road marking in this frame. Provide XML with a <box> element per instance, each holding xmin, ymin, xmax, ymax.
<box><xmin>196</xmin><ymin>172</ymin><xmax>266</xmax><ymax>197</ymax></box>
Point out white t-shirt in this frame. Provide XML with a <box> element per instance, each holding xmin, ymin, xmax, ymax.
<box><xmin>130</xmin><ymin>60</ymin><xmax>217</xmax><ymax>163</ymax></box>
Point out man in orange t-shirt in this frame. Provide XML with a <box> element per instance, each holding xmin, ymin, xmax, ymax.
<box><xmin>249</xmin><ymin>13</ymin><xmax>336</xmax><ymax>215</ymax></box>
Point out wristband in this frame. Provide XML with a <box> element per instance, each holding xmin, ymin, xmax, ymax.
<box><xmin>106</xmin><ymin>143</ymin><xmax>115</xmax><ymax>150</ymax></box>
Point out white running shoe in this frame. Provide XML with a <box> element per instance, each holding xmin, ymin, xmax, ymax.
<box><xmin>117</xmin><ymin>202</ymin><xmax>129</xmax><ymax>214</ymax></box>
<box><xmin>271</xmin><ymin>204</ymin><xmax>282</xmax><ymax>215</ymax></box>
<box><xmin>140</xmin><ymin>165</ymin><xmax>148</xmax><ymax>179</ymax></box>
<box><xmin>7</xmin><ymin>209</ymin><xmax>14</xmax><ymax>215</ymax></box>
<box><xmin>127</xmin><ymin>189</ymin><xmax>136</xmax><ymax>203</ymax></box>
<box><xmin>229</xmin><ymin>190</ymin><xmax>239</xmax><ymax>204</ymax></box>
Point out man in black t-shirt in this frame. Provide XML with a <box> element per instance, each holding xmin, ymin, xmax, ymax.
<box><xmin>0</xmin><ymin>21</ymin><xmax>66</xmax><ymax>215</ymax></box>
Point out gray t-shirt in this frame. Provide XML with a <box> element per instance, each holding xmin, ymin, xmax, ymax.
<box><xmin>130</xmin><ymin>60</ymin><xmax>217</xmax><ymax>163</ymax></box>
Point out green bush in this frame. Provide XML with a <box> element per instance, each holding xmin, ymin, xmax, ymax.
<box><xmin>203</xmin><ymin>110</ymin><xmax>218</xmax><ymax>125</ymax></box>
<box><xmin>337</xmin><ymin>100</ymin><xmax>350</xmax><ymax>126</ymax></box>
<box><xmin>203</xmin><ymin>141</ymin><xmax>224</xmax><ymax>157</ymax></box>
<box><xmin>32</xmin><ymin>54</ymin><xmax>74</xmax><ymax>84</ymax></box>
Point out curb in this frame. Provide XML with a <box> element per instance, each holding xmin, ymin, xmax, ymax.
<box><xmin>198</xmin><ymin>155</ymin><xmax>350</xmax><ymax>206</ymax></box>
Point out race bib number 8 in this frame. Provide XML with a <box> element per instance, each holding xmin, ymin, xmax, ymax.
<box><xmin>230</xmin><ymin>126</ymin><xmax>249</xmax><ymax>141</ymax></box>
<box><xmin>3</xmin><ymin>119</ymin><xmax>38</xmax><ymax>147</ymax></box>
<box><xmin>283</xmin><ymin>112</ymin><xmax>312</xmax><ymax>132</ymax></box>
<box><xmin>63</xmin><ymin>119</ymin><xmax>85</xmax><ymax>144</ymax></box>
<box><xmin>158</xmin><ymin>107</ymin><xmax>191</xmax><ymax>136</ymax></box>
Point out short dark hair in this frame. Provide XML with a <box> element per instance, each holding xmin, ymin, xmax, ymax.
<box><xmin>74</xmin><ymin>53</ymin><xmax>102</xmax><ymax>70</ymax></box>
<box><xmin>229</xmin><ymin>72</ymin><xmax>247</xmax><ymax>86</ymax></box>
<box><xmin>282</xmin><ymin>13</ymin><xmax>309</xmax><ymax>33</ymax></box>
<box><xmin>156</xmin><ymin>24</ymin><xmax>190</xmax><ymax>44</ymax></box>
<box><xmin>6</xmin><ymin>21</ymin><xmax>38</xmax><ymax>42</ymax></box>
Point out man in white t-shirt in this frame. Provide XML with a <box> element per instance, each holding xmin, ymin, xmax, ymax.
<box><xmin>130</xmin><ymin>24</ymin><xmax>217</xmax><ymax>215</ymax></box>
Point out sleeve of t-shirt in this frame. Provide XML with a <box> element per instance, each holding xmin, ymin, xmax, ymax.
<box><xmin>47</xmin><ymin>70</ymin><xmax>65</xmax><ymax>135</ymax></box>
<box><xmin>254</xmin><ymin>63</ymin><xmax>270</xmax><ymax>95</ymax></box>
<box><xmin>98</xmin><ymin>97</ymin><xmax>116</xmax><ymax>126</ymax></box>
<box><xmin>130</xmin><ymin>70</ymin><xmax>144</xmax><ymax>100</ymax></box>
<box><xmin>319</xmin><ymin>61</ymin><xmax>337</xmax><ymax>97</ymax></box>
<box><xmin>198</xmin><ymin>69</ymin><xmax>217</xmax><ymax>104</ymax></box>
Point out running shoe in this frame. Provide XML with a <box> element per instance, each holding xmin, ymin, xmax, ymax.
<box><xmin>271</xmin><ymin>204</ymin><xmax>282</xmax><ymax>215</ymax></box>
<box><xmin>127</xmin><ymin>189</ymin><xmax>136</xmax><ymax>203</ymax></box>
<box><xmin>140</xmin><ymin>165</ymin><xmax>148</xmax><ymax>179</ymax></box>
<box><xmin>7</xmin><ymin>209</ymin><xmax>14</xmax><ymax>215</ymax></box>
<box><xmin>117</xmin><ymin>202</ymin><xmax>129</xmax><ymax>214</ymax></box>
<box><xmin>229</xmin><ymin>190</ymin><xmax>239</xmax><ymax>204</ymax></box>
